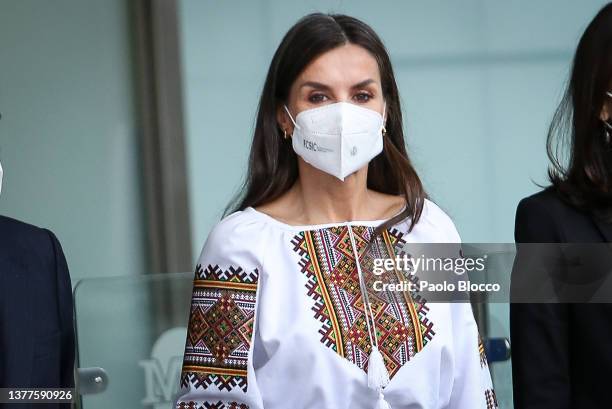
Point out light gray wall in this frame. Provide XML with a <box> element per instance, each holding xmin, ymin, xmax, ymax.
<box><xmin>0</xmin><ymin>0</ymin><xmax>147</xmax><ymax>282</ymax></box>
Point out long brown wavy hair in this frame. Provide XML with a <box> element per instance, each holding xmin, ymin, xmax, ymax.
<box><xmin>224</xmin><ymin>13</ymin><xmax>427</xmax><ymax>246</ymax></box>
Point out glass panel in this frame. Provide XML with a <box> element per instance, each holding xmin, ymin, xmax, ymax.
<box><xmin>72</xmin><ymin>250</ymin><xmax>521</xmax><ymax>407</ymax></box>
<box><xmin>483</xmin><ymin>249</ymin><xmax>516</xmax><ymax>409</ymax></box>
<box><xmin>462</xmin><ymin>245</ymin><xmax>514</xmax><ymax>408</ymax></box>
<box><xmin>73</xmin><ymin>272</ymin><xmax>193</xmax><ymax>408</ymax></box>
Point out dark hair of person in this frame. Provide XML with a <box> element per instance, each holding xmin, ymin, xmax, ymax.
<box><xmin>547</xmin><ymin>2</ymin><xmax>612</xmax><ymax>221</ymax></box>
<box><xmin>224</xmin><ymin>12</ymin><xmax>427</xmax><ymax>246</ymax></box>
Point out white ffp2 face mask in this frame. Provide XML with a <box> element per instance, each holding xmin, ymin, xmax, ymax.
<box><xmin>0</xmin><ymin>160</ymin><xmax>3</xmax><ymax>197</ymax></box>
<box><xmin>284</xmin><ymin>101</ymin><xmax>386</xmax><ymax>181</ymax></box>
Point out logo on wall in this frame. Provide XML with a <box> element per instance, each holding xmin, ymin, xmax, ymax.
<box><xmin>139</xmin><ymin>327</ymin><xmax>187</xmax><ymax>408</ymax></box>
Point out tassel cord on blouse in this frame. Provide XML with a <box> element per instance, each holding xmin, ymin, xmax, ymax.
<box><xmin>347</xmin><ymin>225</ymin><xmax>392</xmax><ymax>408</ymax></box>
<box><xmin>374</xmin><ymin>392</ymin><xmax>392</xmax><ymax>409</ymax></box>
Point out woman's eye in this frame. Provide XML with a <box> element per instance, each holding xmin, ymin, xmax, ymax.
<box><xmin>354</xmin><ymin>92</ymin><xmax>372</xmax><ymax>102</ymax></box>
<box><xmin>308</xmin><ymin>94</ymin><xmax>328</xmax><ymax>103</ymax></box>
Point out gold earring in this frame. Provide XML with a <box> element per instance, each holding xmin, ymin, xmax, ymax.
<box><xmin>283</xmin><ymin>129</ymin><xmax>288</xmax><ymax>139</ymax></box>
<box><xmin>382</xmin><ymin>125</ymin><xmax>387</xmax><ymax>136</ymax></box>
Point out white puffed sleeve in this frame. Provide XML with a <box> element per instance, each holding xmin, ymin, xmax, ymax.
<box><xmin>174</xmin><ymin>212</ymin><xmax>265</xmax><ymax>409</ymax></box>
<box><xmin>448</xmin><ymin>302</ymin><xmax>498</xmax><ymax>409</ymax></box>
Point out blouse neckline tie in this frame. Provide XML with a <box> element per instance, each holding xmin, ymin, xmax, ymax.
<box><xmin>346</xmin><ymin>225</ymin><xmax>392</xmax><ymax>409</ymax></box>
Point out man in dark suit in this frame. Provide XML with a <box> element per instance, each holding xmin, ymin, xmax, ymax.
<box><xmin>0</xmin><ymin>161</ymin><xmax>75</xmax><ymax>408</ymax></box>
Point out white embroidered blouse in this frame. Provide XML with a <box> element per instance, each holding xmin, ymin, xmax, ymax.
<box><xmin>174</xmin><ymin>199</ymin><xmax>498</xmax><ymax>409</ymax></box>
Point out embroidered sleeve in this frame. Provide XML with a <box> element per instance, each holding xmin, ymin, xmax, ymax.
<box><xmin>479</xmin><ymin>334</ymin><xmax>499</xmax><ymax>409</ymax></box>
<box><xmin>174</xmin><ymin>220</ymin><xmax>264</xmax><ymax>409</ymax></box>
<box><xmin>449</xmin><ymin>303</ymin><xmax>499</xmax><ymax>409</ymax></box>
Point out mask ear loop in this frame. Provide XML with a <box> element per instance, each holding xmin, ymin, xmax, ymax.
<box><xmin>381</xmin><ymin>102</ymin><xmax>387</xmax><ymax>136</ymax></box>
<box><xmin>283</xmin><ymin>105</ymin><xmax>299</xmax><ymax>129</ymax></box>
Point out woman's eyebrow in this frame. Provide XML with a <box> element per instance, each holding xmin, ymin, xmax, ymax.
<box><xmin>351</xmin><ymin>79</ymin><xmax>376</xmax><ymax>89</ymax></box>
<box><xmin>299</xmin><ymin>79</ymin><xmax>377</xmax><ymax>91</ymax></box>
<box><xmin>300</xmin><ymin>81</ymin><xmax>331</xmax><ymax>91</ymax></box>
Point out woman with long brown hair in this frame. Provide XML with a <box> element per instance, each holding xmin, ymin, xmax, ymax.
<box><xmin>175</xmin><ymin>13</ymin><xmax>496</xmax><ymax>409</ymax></box>
<box><xmin>511</xmin><ymin>3</ymin><xmax>612</xmax><ymax>409</ymax></box>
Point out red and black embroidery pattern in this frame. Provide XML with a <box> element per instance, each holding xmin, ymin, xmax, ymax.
<box><xmin>178</xmin><ymin>401</ymin><xmax>249</xmax><ymax>409</ymax></box>
<box><xmin>478</xmin><ymin>335</ymin><xmax>488</xmax><ymax>368</ymax></box>
<box><xmin>180</xmin><ymin>263</ymin><xmax>259</xmax><ymax>394</ymax></box>
<box><xmin>291</xmin><ymin>225</ymin><xmax>435</xmax><ymax>379</ymax></box>
<box><xmin>485</xmin><ymin>388</ymin><xmax>499</xmax><ymax>409</ymax></box>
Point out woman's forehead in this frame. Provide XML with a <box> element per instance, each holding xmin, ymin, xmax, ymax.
<box><xmin>296</xmin><ymin>44</ymin><xmax>381</xmax><ymax>89</ymax></box>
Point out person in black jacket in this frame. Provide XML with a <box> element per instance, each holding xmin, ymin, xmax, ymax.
<box><xmin>0</xmin><ymin>162</ymin><xmax>75</xmax><ymax>408</ymax></box>
<box><xmin>510</xmin><ymin>3</ymin><xmax>612</xmax><ymax>408</ymax></box>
